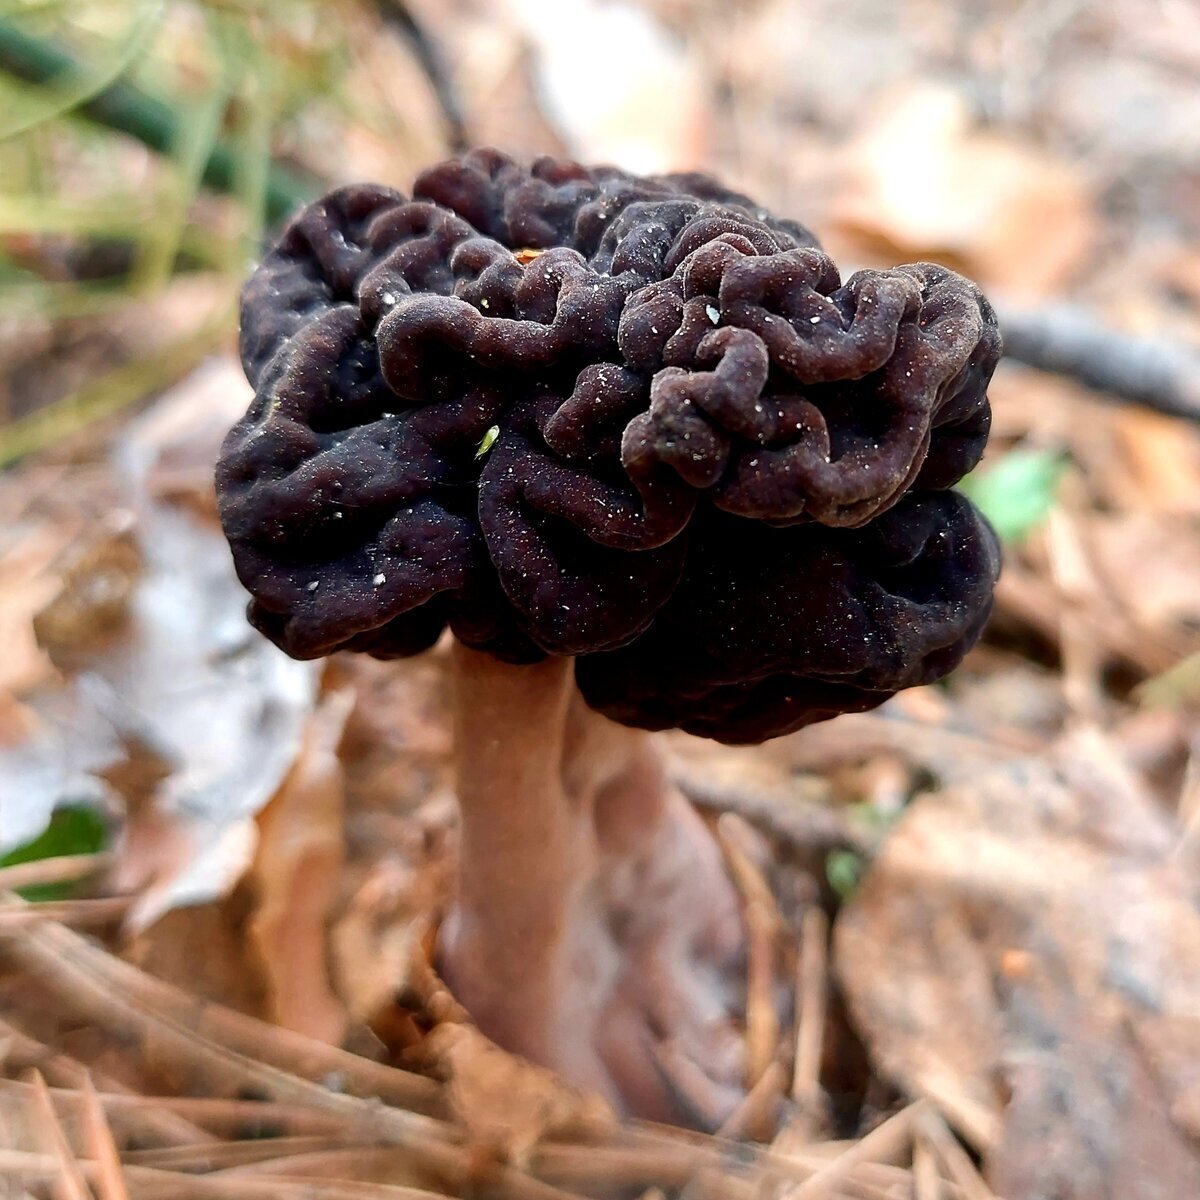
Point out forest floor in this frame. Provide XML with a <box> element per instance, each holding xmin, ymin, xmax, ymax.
<box><xmin>1</xmin><ymin>2</ymin><xmax>1199</xmax><ymax>1197</ymax></box>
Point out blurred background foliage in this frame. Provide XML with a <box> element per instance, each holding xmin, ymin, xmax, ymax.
<box><xmin>0</xmin><ymin>0</ymin><xmax>462</xmax><ymax>464</ymax></box>
<box><xmin>1</xmin><ymin>0</ymin><xmax>1197</xmax><ymax>483</ymax></box>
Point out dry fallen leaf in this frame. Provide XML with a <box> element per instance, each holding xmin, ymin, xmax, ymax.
<box><xmin>501</xmin><ymin>0</ymin><xmax>711</xmax><ymax>172</ymax></box>
<box><xmin>0</xmin><ymin>359</ymin><xmax>319</xmax><ymax>923</ymax></box>
<box><xmin>0</xmin><ymin>692</ymin><xmax>115</xmax><ymax>852</ymax></box>
<box><xmin>1111</xmin><ymin>407</ymin><xmax>1200</xmax><ymax>517</ymax></box>
<box><xmin>251</xmin><ymin>688</ymin><xmax>355</xmax><ymax>1045</ymax></box>
<box><xmin>1086</xmin><ymin>512</ymin><xmax>1200</xmax><ymax>635</ymax></box>
<box><xmin>834</xmin><ymin>83</ymin><xmax>1096</xmax><ymax>297</ymax></box>
<box><xmin>33</xmin><ymin>514</ymin><xmax>140</xmax><ymax>673</ymax></box>
<box><xmin>105</xmin><ymin>366</ymin><xmax>319</xmax><ymax>928</ymax></box>
<box><xmin>0</xmin><ymin>520</ymin><xmax>72</xmax><ymax>700</ymax></box>
<box><xmin>835</xmin><ymin>730</ymin><xmax>1200</xmax><ymax>1198</ymax></box>
<box><xmin>415</xmin><ymin>1023</ymin><xmax>613</xmax><ymax>1165</ymax></box>
<box><xmin>331</xmin><ymin>832</ymin><xmax>454</xmax><ymax>1029</ymax></box>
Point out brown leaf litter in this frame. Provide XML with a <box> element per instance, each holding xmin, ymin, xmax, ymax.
<box><xmin>837</xmin><ymin>726</ymin><xmax>1200</xmax><ymax>1197</ymax></box>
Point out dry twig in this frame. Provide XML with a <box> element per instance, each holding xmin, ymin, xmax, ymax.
<box><xmin>0</xmin><ymin>853</ymin><xmax>113</xmax><ymax>893</ymax></box>
<box><xmin>998</xmin><ymin>303</ymin><xmax>1200</xmax><ymax>422</ymax></box>
<box><xmin>79</xmin><ymin>1075</ymin><xmax>132</xmax><ymax>1200</ymax></box>
<box><xmin>784</xmin><ymin>1101</ymin><xmax>923</xmax><ymax>1200</ymax></box>
<box><xmin>717</xmin><ymin>813</ymin><xmax>784</xmax><ymax>1089</ymax></box>
<box><xmin>29</xmin><ymin>1068</ymin><xmax>92</xmax><ymax>1200</ymax></box>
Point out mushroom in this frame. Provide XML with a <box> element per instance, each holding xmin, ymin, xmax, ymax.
<box><xmin>216</xmin><ymin>149</ymin><xmax>1001</xmax><ymax>1126</ymax></box>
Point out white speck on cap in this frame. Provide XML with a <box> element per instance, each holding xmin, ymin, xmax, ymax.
<box><xmin>372</xmin><ymin>573</ymin><xmax>386</xmax><ymax>586</ymax></box>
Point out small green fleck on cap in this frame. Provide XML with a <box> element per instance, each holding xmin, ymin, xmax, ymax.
<box><xmin>475</xmin><ymin>424</ymin><xmax>500</xmax><ymax>459</ymax></box>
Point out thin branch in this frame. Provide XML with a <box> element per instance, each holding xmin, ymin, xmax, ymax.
<box><xmin>916</xmin><ymin>1109</ymin><xmax>998</xmax><ymax>1200</ymax></box>
<box><xmin>373</xmin><ymin>0</ymin><xmax>468</xmax><ymax>151</ymax></box>
<box><xmin>3</xmin><ymin>916</ymin><xmax>443</xmax><ymax>1115</ymax></box>
<box><xmin>0</xmin><ymin>1149</ymin><xmax>455</xmax><ymax>1200</ymax></box>
<box><xmin>784</xmin><ymin>1101</ymin><xmax>922</xmax><ymax>1200</ymax></box>
<box><xmin>0</xmin><ymin>1082</ymin><xmax>351</xmax><ymax>1138</ymax></box>
<box><xmin>123</xmin><ymin>1135</ymin><xmax>350</xmax><ymax>1171</ymax></box>
<box><xmin>716</xmin><ymin>1061</ymin><xmax>787</xmax><ymax>1143</ymax></box>
<box><xmin>0</xmin><ymin>1018</ymin><xmax>218</xmax><ymax>1147</ymax></box>
<box><xmin>79</xmin><ymin>1076</ymin><xmax>132</xmax><ymax>1200</ymax></box>
<box><xmin>998</xmin><ymin>302</ymin><xmax>1200</xmax><ymax>422</ymax></box>
<box><xmin>28</xmin><ymin>1069</ymin><xmax>91</xmax><ymax>1200</ymax></box>
<box><xmin>0</xmin><ymin>896</ymin><xmax>132</xmax><ymax>928</ymax></box>
<box><xmin>787</xmin><ymin>905</ymin><xmax>830</xmax><ymax>1140</ymax></box>
<box><xmin>0</xmin><ymin>852</ymin><xmax>112</xmax><ymax>893</ymax></box>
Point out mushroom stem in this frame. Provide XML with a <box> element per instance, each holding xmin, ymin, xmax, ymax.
<box><xmin>442</xmin><ymin>645</ymin><xmax>591</xmax><ymax>1068</ymax></box>
<box><xmin>440</xmin><ymin>641</ymin><xmax>746</xmax><ymax>1120</ymax></box>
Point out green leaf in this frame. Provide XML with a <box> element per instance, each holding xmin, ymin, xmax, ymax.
<box><xmin>475</xmin><ymin>424</ymin><xmax>500</xmax><ymax>459</ymax></box>
<box><xmin>847</xmin><ymin>800</ymin><xmax>898</xmax><ymax>832</ymax></box>
<box><xmin>0</xmin><ymin>804</ymin><xmax>108</xmax><ymax>901</ymax></box>
<box><xmin>959</xmin><ymin>447</ymin><xmax>1069</xmax><ymax>543</ymax></box>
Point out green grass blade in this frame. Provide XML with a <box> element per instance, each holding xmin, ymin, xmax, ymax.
<box><xmin>0</xmin><ymin>1</ymin><xmax>166</xmax><ymax>141</ymax></box>
<box><xmin>0</xmin><ymin>17</ymin><xmax>318</xmax><ymax>224</ymax></box>
<box><xmin>1</xmin><ymin>805</ymin><xmax>108</xmax><ymax>902</ymax></box>
<box><xmin>131</xmin><ymin>34</ymin><xmax>232</xmax><ymax>290</ymax></box>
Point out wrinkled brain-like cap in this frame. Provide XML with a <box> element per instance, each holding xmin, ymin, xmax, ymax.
<box><xmin>217</xmin><ymin>148</ymin><xmax>1001</xmax><ymax>744</ymax></box>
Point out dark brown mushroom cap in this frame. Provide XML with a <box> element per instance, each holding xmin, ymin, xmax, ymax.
<box><xmin>218</xmin><ymin>148</ymin><xmax>1001</xmax><ymax>743</ymax></box>
<box><xmin>575</xmin><ymin>490</ymin><xmax>999</xmax><ymax>744</ymax></box>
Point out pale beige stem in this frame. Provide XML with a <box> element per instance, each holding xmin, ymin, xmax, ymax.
<box><xmin>442</xmin><ymin>646</ymin><xmax>590</xmax><ymax>1066</ymax></box>
<box><xmin>440</xmin><ymin>641</ymin><xmax>745</xmax><ymax>1121</ymax></box>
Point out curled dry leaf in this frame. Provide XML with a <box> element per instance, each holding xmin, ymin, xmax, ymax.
<box><xmin>330</xmin><ymin>838</ymin><xmax>455</xmax><ymax>1029</ymax></box>
<box><xmin>250</xmin><ymin>688</ymin><xmax>355</xmax><ymax>1046</ymax></box>
<box><xmin>835</xmin><ymin>729</ymin><xmax>1200</xmax><ymax>1199</ymax></box>
<box><xmin>414</xmin><ymin>1022</ymin><xmax>613</xmax><ymax>1166</ymax></box>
